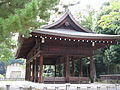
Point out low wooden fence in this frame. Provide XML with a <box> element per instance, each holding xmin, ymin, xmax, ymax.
<box><xmin>1</xmin><ymin>84</ymin><xmax>120</xmax><ymax>90</ymax></box>
<box><xmin>100</xmin><ymin>74</ymin><xmax>120</xmax><ymax>83</ymax></box>
<box><xmin>43</xmin><ymin>77</ymin><xmax>89</xmax><ymax>84</ymax></box>
<box><xmin>29</xmin><ymin>76</ymin><xmax>89</xmax><ymax>84</ymax></box>
<box><xmin>0</xmin><ymin>78</ymin><xmax>25</xmax><ymax>81</ymax></box>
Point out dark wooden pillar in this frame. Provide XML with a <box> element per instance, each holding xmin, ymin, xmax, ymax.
<box><xmin>90</xmin><ymin>56</ymin><xmax>96</xmax><ymax>83</ymax></box>
<box><xmin>80</xmin><ymin>59</ymin><xmax>83</xmax><ymax>77</ymax></box>
<box><xmin>34</xmin><ymin>59</ymin><xmax>38</xmax><ymax>82</ymax></box>
<box><xmin>65</xmin><ymin>56</ymin><xmax>70</xmax><ymax>83</ymax></box>
<box><xmin>55</xmin><ymin>65</ymin><xmax>56</xmax><ymax>77</ymax></box>
<box><xmin>35</xmin><ymin>59</ymin><xmax>38</xmax><ymax>82</ymax></box>
<box><xmin>29</xmin><ymin>62</ymin><xmax>32</xmax><ymax>81</ymax></box>
<box><xmin>34</xmin><ymin>59</ymin><xmax>36</xmax><ymax>82</ymax></box>
<box><xmin>71</xmin><ymin>61</ymin><xmax>74</xmax><ymax>76</ymax></box>
<box><xmin>58</xmin><ymin>65</ymin><xmax>61</xmax><ymax>76</ymax></box>
<box><xmin>29</xmin><ymin>61</ymin><xmax>32</xmax><ymax>82</ymax></box>
<box><xmin>64</xmin><ymin>63</ymin><xmax>66</xmax><ymax>77</ymax></box>
<box><xmin>27</xmin><ymin>62</ymin><xmax>30</xmax><ymax>81</ymax></box>
<box><xmin>39</xmin><ymin>55</ymin><xmax>43</xmax><ymax>83</ymax></box>
<box><xmin>25</xmin><ymin>61</ymin><xmax>28</xmax><ymax>80</ymax></box>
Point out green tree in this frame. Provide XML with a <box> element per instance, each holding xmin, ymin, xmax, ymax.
<box><xmin>75</xmin><ymin>5</ymin><xmax>96</xmax><ymax>30</ymax></box>
<box><xmin>95</xmin><ymin>0</ymin><xmax>120</xmax><ymax>74</ymax></box>
<box><xmin>75</xmin><ymin>1</ymin><xmax>120</xmax><ymax>76</ymax></box>
<box><xmin>0</xmin><ymin>0</ymin><xmax>59</xmax><ymax>62</ymax></box>
<box><xmin>0</xmin><ymin>40</ymin><xmax>15</xmax><ymax>62</ymax></box>
<box><xmin>95</xmin><ymin>1</ymin><xmax>120</xmax><ymax>34</ymax></box>
<box><xmin>0</xmin><ymin>0</ymin><xmax>59</xmax><ymax>40</ymax></box>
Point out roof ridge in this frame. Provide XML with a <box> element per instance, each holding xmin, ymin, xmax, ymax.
<box><xmin>42</xmin><ymin>10</ymin><xmax>93</xmax><ymax>33</ymax></box>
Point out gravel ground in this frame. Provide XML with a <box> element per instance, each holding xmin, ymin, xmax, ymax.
<box><xmin>0</xmin><ymin>81</ymin><xmax>120</xmax><ymax>90</ymax></box>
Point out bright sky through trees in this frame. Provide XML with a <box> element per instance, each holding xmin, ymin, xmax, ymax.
<box><xmin>60</xmin><ymin>0</ymin><xmax>109</xmax><ymax>11</ymax></box>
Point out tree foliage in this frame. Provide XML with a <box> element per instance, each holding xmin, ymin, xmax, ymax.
<box><xmin>94</xmin><ymin>0</ymin><xmax>120</xmax><ymax>74</ymax></box>
<box><xmin>0</xmin><ymin>0</ymin><xmax>59</xmax><ymax>62</ymax></box>
<box><xmin>95</xmin><ymin>1</ymin><xmax>120</xmax><ymax>34</ymax></box>
<box><xmin>0</xmin><ymin>0</ymin><xmax>59</xmax><ymax>40</ymax></box>
<box><xmin>75</xmin><ymin>1</ymin><xmax>120</xmax><ymax>75</ymax></box>
<box><xmin>105</xmin><ymin>45</ymin><xmax>120</xmax><ymax>64</ymax></box>
<box><xmin>0</xmin><ymin>40</ymin><xmax>15</xmax><ymax>62</ymax></box>
<box><xmin>75</xmin><ymin>5</ymin><xmax>96</xmax><ymax>30</ymax></box>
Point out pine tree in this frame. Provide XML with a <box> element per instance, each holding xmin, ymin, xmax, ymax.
<box><xmin>0</xmin><ymin>0</ymin><xmax>59</xmax><ymax>62</ymax></box>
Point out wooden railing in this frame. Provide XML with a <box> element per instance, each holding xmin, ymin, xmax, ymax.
<box><xmin>69</xmin><ymin>77</ymin><xmax>89</xmax><ymax>83</ymax></box>
<box><xmin>43</xmin><ymin>77</ymin><xmax>89</xmax><ymax>84</ymax></box>
<box><xmin>100</xmin><ymin>74</ymin><xmax>120</xmax><ymax>83</ymax></box>
<box><xmin>0</xmin><ymin>78</ymin><xmax>25</xmax><ymax>81</ymax></box>
<box><xmin>43</xmin><ymin>77</ymin><xmax>65</xmax><ymax>83</ymax></box>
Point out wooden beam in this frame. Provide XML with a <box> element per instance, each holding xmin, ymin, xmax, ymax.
<box><xmin>43</xmin><ymin>58</ymin><xmax>56</xmax><ymax>65</ymax></box>
<box><xmin>27</xmin><ymin>51</ymin><xmax>40</xmax><ymax>63</ymax></box>
<box><xmin>41</xmin><ymin>42</ymin><xmax>93</xmax><ymax>57</ymax></box>
<box><xmin>39</xmin><ymin>55</ymin><xmax>43</xmax><ymax>83</ymax></box>
<box><xmin>27</xmin><ymin>43</ymin><xmax>40</xmax><ymax>60</ymax></box>
<box><xmin>42</xmin><ymin>51</ymin><xmax>92</xmax><ymax>57</ymax></box>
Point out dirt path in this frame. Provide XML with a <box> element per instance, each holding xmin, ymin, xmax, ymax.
<box><xmin>0</xmin><ymin>81</ymin><xmax>119</xmax><ymax>90</ymax></box>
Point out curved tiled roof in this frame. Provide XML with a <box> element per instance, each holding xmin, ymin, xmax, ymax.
<box><xmin>31</xmin><ymin>29</ymin><xmax>120</xmax><ymax>40</ymax></box>
<box><xmin>42</xmin><ymin>9</ymin><xmax>93</xmax><ymax>33</ymax></box>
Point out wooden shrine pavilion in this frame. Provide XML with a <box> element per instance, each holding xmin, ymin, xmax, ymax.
<box><xmin>16</xmin><ymin>10</ymin><xmax>120</xmax><ymax>83</ymax></box>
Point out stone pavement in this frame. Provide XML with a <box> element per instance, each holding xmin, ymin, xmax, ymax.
<box><xmin>0</xmin><ymin>81</ymin><xmax>120</xmax><ymax>90</ymax></box>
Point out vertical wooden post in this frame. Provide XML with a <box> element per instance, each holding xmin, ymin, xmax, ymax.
<box><xmin>39</xmin><ymin>55</ymin><xmax>43</xmax><ymax>83</ymax></box>
<box><xmin>72</xmin><ymin>60</ymin><xmax>74</xmax><ymax>76</ymax></box>
<box><xmin>28</xmin><ymin>62</ymin><xmax>30</xmax><ymax>81</ymax></box>
<box><xmin>55</xmin><ymin>65</ymin><xmax>56</xmax><ymax>77</ymax></box>
<box><xmin>25</xmin><ymin>62</ymin><xmax>28</xmax><ymax>80</ymax></box>
<box><xmin>29</xmin><ymin>62</ymin><xmax>32</xmax><ymax>81</ymax></box>
<box><xmin>35</xmin><ymin>59</ymin><xmax>38</xmax><ymax>82</ymax></box>
<box><xmin>90</xmin><ymin>56</ymin><xmax>96</xmax><ymax>83</ymax></box>
<box><xmin>80</xmin><ymin>59</ymin><xmax>83</xmax><ymax>77</ymax></box>
<box><xmin>62</xmin><ymin>64</ymin><xmax>64</xmax><ymax>77</ymax></box>
<box><xmin>27</xmin><ymin>63</ymin><xmax>29</xmax><ymax>80</ymax></box>
<box><xmin>64</xmin><ymin>63</ymin><xmax>66</xmax><ymax>77</ymax></box>
<box><xmin>32</xmin><ymin>60</ymin><xmax>35</xmax><ymax>82</ymax></box>
<box><xmin>65</xmin><ymin>56</ymin><xmax>70</xmax><ymax>83</ymax></box>
<box><xmin>34</xmin><ymin>59</ymin><xmax>37</xmax><ymax>82</ymax></box>
<box><xmin>58</xmin><ymin>65</ymin><xmax>61</xmax><ymax>76</ymax></box>
<box><xmin>30</xmin><ymin>61</ymin><xmax>32</xmax><ymax>81</ymax></box>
